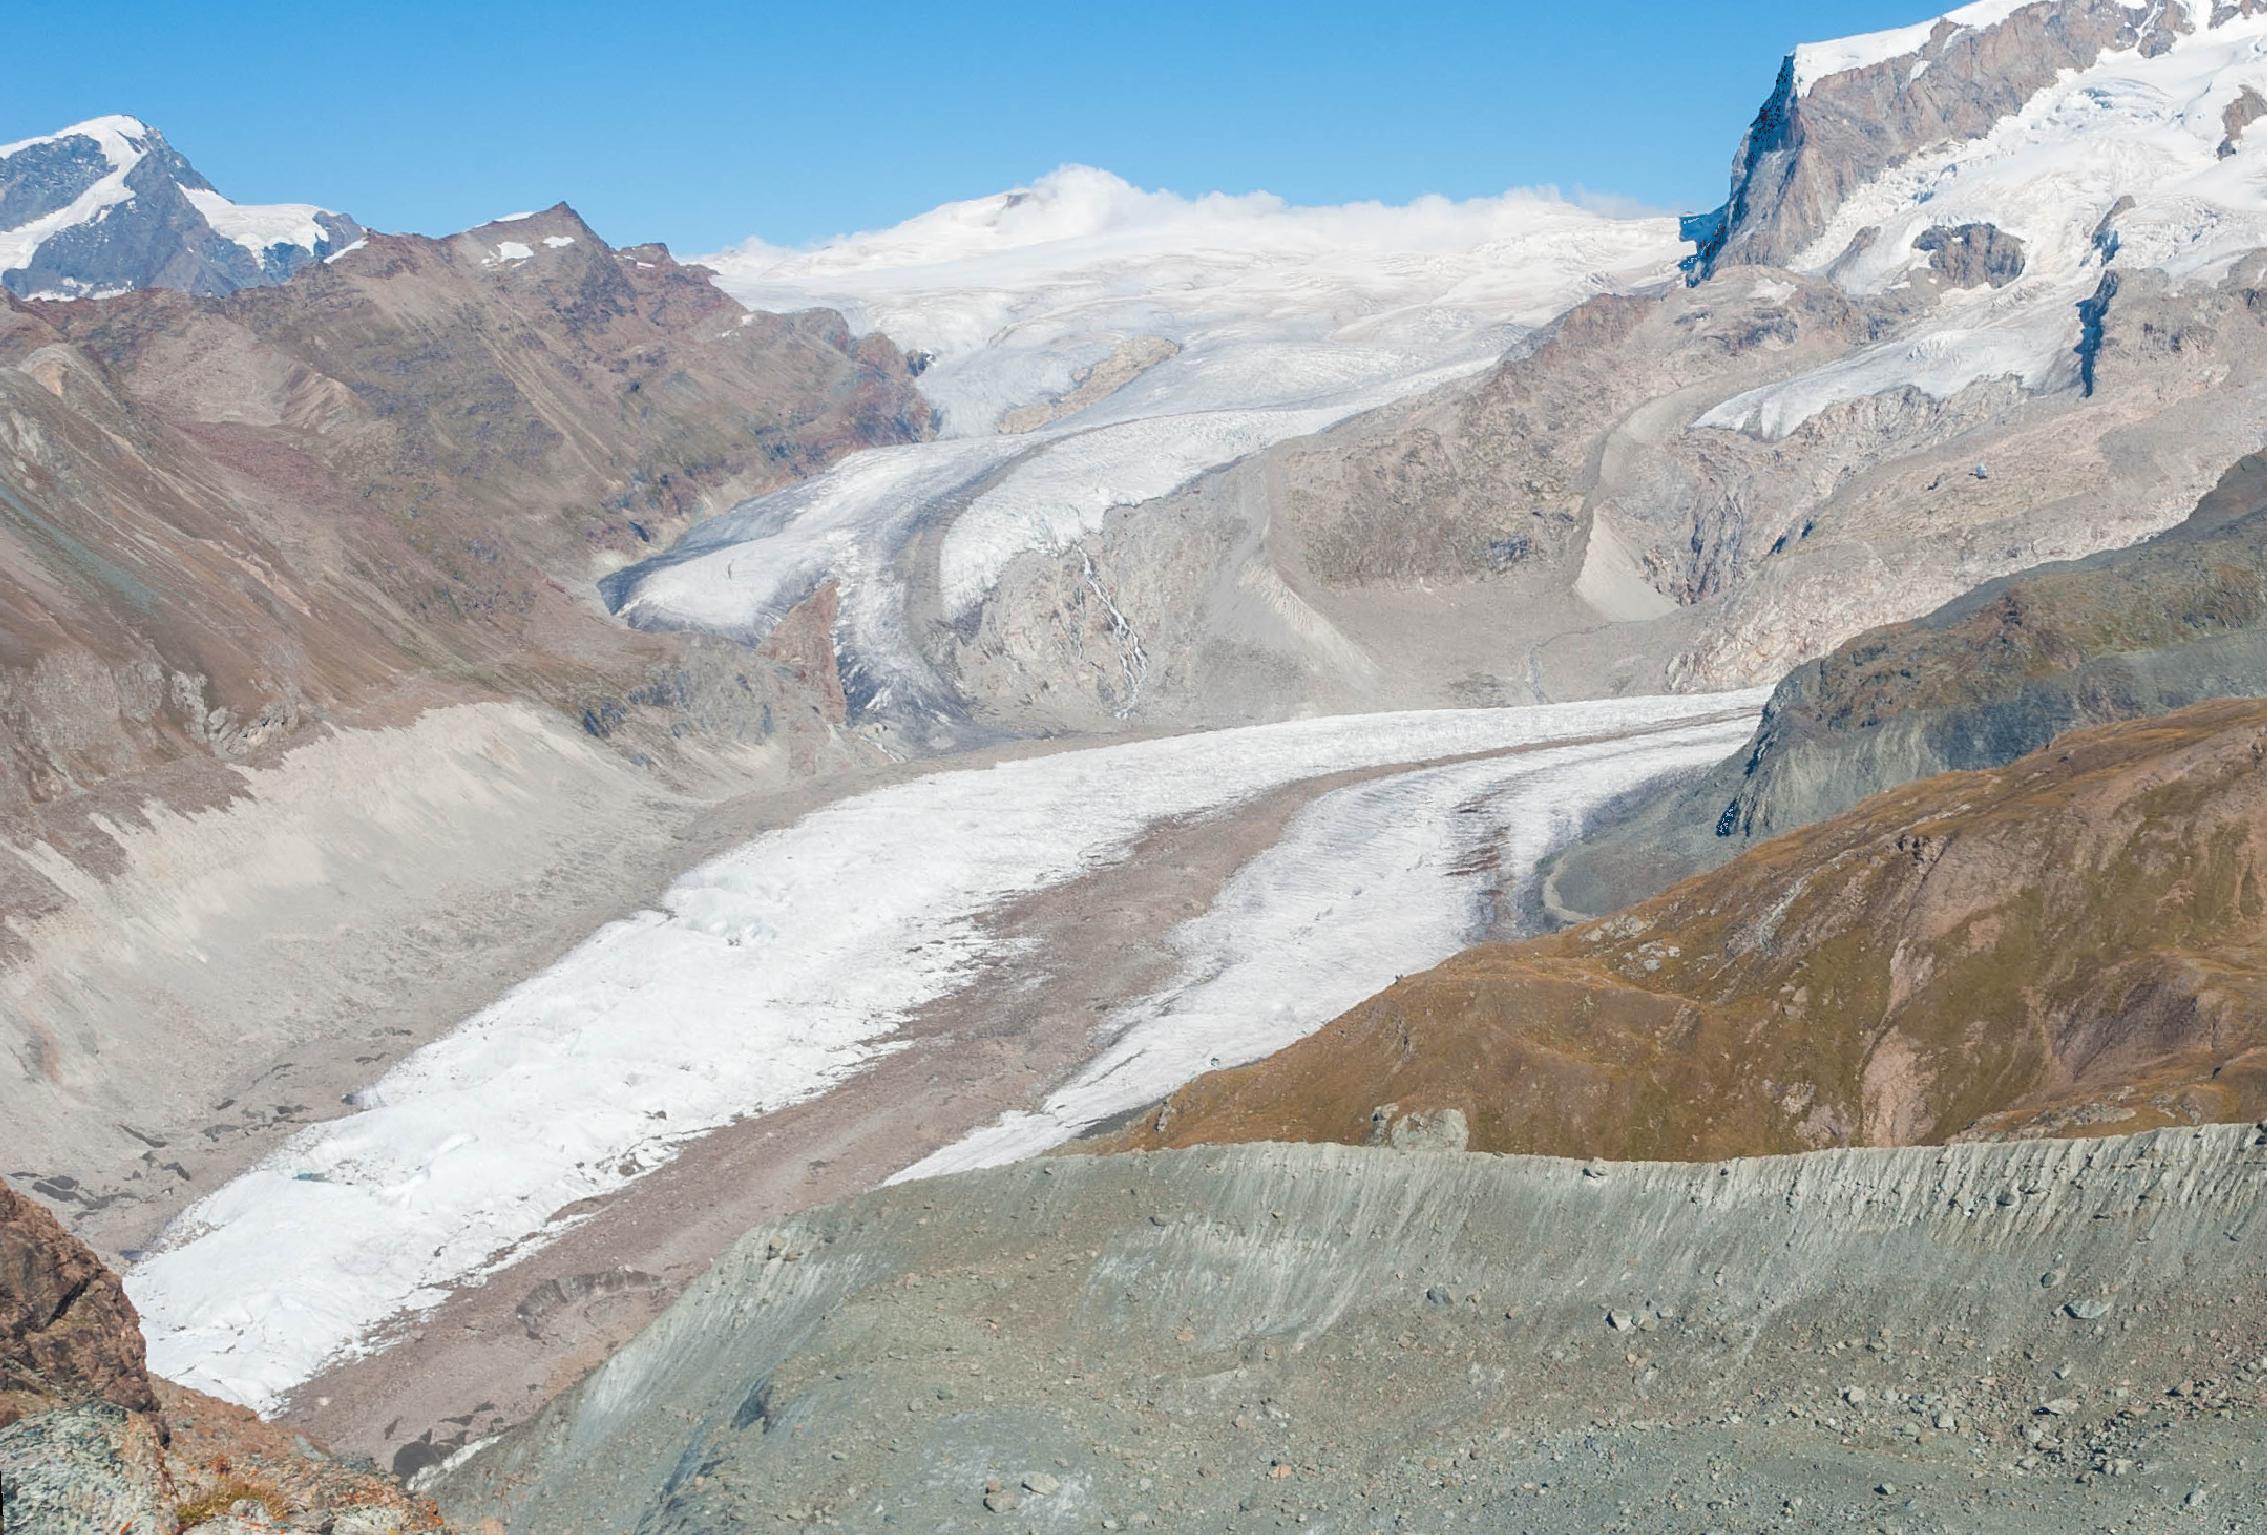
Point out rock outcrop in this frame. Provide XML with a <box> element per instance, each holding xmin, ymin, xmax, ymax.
<box><xmin>0</xmin><ymin>1175</ymin><xmax>450</xmax><ymax>1532</ymax></box>
<box><xmin>1913</xmin><ymin>221</ymin><xmax>2026</xmax><ymax>287</ymax></box>
<box><xmin>0</xmin><ymin>1180</ymin><xmax>156</xmax><ymax>1429</ymax></box>
<box><xmin>440</xmin><ymin>1127</ymin><xmax>2267</xmax><ymax>1534</ymax></box>
<box><xmin>1109</xmin><ymin>700</ymin><xmax>2267</xmax><ymax>1161</ymax></box>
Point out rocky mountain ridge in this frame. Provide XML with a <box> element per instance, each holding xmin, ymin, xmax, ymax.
<box><xmin>1555</xmin><ymin>451</ymin><xmax>2267</xmax><ymax>912</ymax></box>
<box><xmin>0</xmin><ymin>197</ymin><xmax>930</xmax><ymax>816</ymax></box>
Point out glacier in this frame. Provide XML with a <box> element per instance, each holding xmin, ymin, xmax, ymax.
<box><xmin>128</xmin><ymin>692</ymin><xmax>1762</xmax><ymax>1414</ymax></box>
<box><xmin>601</xmin><ymin>169</ymin><xmax>1683</xmax><ymax>720</ymax></box>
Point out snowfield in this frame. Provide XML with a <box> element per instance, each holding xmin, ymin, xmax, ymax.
<box><xmin>130</xmin><ymin>693</ymin><xmax>1762</xmax><ymax>1413</ymax></box>
<box><xmin>703</xmin><ymin>166</ymin><xmax>1684</xmax><ymax>437</ymax></box>
<box><xmin>603</xmin><ymin>169</ymin><xmax>1681</xmax><ymax>710</ymax></box>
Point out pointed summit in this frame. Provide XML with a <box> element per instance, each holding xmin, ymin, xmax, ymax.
<box><xmin>0</xmin><ymin>115</ymin><xmax>361</xmax><ymax>300</ymax></box>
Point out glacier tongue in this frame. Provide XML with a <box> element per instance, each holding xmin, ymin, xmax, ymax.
<box><xmin>894</xmin><ymin>714</ymin><xmax>1755</xmax><ymax>1183</ymax></box>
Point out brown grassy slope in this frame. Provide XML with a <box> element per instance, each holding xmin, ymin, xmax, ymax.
<box><xmin>1105</xmin><ymin>699</ymin><xmax>2267</xmax><ymax>1161</ymax></box>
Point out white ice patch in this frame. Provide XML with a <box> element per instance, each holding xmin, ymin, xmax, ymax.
<box><xmin>129</xmin><ymin>692</ymin><xmax>1760</xmax><ymax>1413</ymax></box>
<box><xmin>322</xmin><ymin>239</ymin><xmax>368</xmax><ymax>264</ymax></box>
<box><xmin>936</xmin><ymin>355</ymin><xmax>1485</xmax><ymax>616</ymax></box>
<box><xmin>182</xmin><ymin>187</ymin><xmax>331</xmax><ymax>257</ymax></box>
<box><xmin>896</xmin><ymin>713</ymin><xmax>1759</xmax><ymax>1181</ymax></box>
<box><xmin>1694</xmin><ymin>297</ymin><xmax>2074</xmax><ymax>437</ymax></box>
<box><xmin>488</xmin><ymin>241</ymin><xmax>534</xmax><ymax>265</ymax></box>
<box><xmin>492</xmin><ymin>210</ymin><xmax>537</xmax><ymax>223</ymax></box>
<box><xmin>541</xmin><ymin>235</ymin><xmax>576</xmax><ymax>248</ymax></box>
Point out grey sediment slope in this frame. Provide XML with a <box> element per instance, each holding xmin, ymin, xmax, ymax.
<box><xmin>442</xmin><ymin>1126</ymin><xmax>2267</xmax><ymax>1533</ymax></box>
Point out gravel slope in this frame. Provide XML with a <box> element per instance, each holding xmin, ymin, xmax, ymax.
<box><xmin>441</xmin><ymin>1125</ymin><xmax>2267</xmax><ymax>1533</ymax></box>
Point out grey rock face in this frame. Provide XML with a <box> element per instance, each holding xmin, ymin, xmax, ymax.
<box><xmin>1387</xmin><ymin>1106</ymin><xmax>1470</xmax><ymax>1153</ymax></box>
<box><xmin>1913</xmin><ymin>222</ymin><xmax>2026</xmax><ymax>287</ymax></box>
<box><xmin>0</xmin><ymin>135</ymin><xmax>112</xmax><ymax>229</ymax></box>
<box><xmin>2221</xmin><ymin>85</ymin><xmax>2267</xmax><ymax>156</ymax></box>
<box><xmin>441</xmin><ymin>1127</ymin><xmax>2267</xmax><ymax>1535</ymax></box>
<box><xmin>1</xmin><ymin>117</ymin><xmax>360</xmax><ymax>299</ymax></box>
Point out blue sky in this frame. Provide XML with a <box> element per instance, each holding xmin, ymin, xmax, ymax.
<box><xmin>15</xmin><ymin>0</ymin><xmax>1943</xmax><ymax>253</ymax></box>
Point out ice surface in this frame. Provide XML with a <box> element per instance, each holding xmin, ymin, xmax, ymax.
<box><xmin>608</xmin><ymin>169</ymin><xmax>1680</xmax><ymax>704</ymax></box>
<box><xmin>129</xmin><ymin>692</ymin><xmax>1761</xmax><ymax>1413</ymax></box>
<box><xmin>895</xmin><ymin>714</ymin><xmax>1757</xmax><ymax>1181</ymax></box>
<box><xmin>705</xmin><ymin>166</ymin><xmax>1683</xmax><ymax>438</ymax></box>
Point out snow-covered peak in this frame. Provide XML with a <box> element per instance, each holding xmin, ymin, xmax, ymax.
<box><xmin>1795</xmin><ymin>4</ymin><xmax>2267</xmax><ymax>290</ymax></box>
<box><xmin>0</xmin><ymin>113</ymin><xmax>154</xmax><ymax>161</ymax></box>
<box><xmin>1694</xmin><ymin>0</ymin><xmax>2267</xmax><ymax>436</ymax></box>
<box><xmin>0</xmin><ymin>115</ymin><xmax>360</xmax><ymax>300</ymax></box>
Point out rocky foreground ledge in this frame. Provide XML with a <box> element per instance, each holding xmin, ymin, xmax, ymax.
<box><xmin>0</xmin><ymin>1182</ymin><xmax>453</xmax><ymax>1535</ymax></box>
<box><xmin>443</xmin><ymin>1126</ymin><xmax>2267</xmax><ymax>1533</ymax></box>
